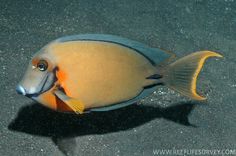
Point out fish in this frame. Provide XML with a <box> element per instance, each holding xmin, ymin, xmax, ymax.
<box><xmin>16</xmin><ymin>34</ymin><xmax>222</xmax><ymax>114</ymax></box>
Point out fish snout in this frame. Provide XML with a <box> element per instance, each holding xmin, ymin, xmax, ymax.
<box><xmin>16</xmin><ymin>85</ymin><xmax>26</xmax><ymax>95</ymax></box>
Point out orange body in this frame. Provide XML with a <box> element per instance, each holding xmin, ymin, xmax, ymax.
<box><xmin>37</xmin><ymin>41</ymin><xmax>157</xmax><ymax>111</ymax></box>
<box><xmin>16</xmin><ymin>34</ymin><xmax>222</xmax><ymax>114</ymax></box>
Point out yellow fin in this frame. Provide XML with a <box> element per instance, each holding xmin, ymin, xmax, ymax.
<box><xmin>164</xmin><ymin>51</ymin><xmax>223</xmax><ymax>100</ymax></box>
<box><xmin>65</xmin><ymin>99</ymin><xmax>85</xmax><ymax>114</ymax></box>
<box><xmin>54</xmin><ymin>90</ymin><xmax>85</xmax><ymax>114</ymax></box>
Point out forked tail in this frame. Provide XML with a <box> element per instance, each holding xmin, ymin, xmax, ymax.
<box><xmin>162</xmin><ymin>51</ymin><xmax>223</xmax><ymax>100</ymax></box>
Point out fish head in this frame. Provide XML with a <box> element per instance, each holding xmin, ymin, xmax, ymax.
<box><xmin>16</xmin><ymin>51</ymin><xmax>57</xmax><ymax>98</ymax></box>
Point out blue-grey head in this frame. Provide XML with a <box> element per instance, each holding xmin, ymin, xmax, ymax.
<box><xmin>16</xmin><ymin>51</ymin><xmax>57</xmax><ymax>98</ymax></box>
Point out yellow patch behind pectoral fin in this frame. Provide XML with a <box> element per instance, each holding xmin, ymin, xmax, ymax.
<box><xmin>54</xmin><ymin>90</ymin><xmax>85</xmax><ymax>114</ymax></box>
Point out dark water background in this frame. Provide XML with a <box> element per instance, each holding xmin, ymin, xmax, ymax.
<box><xmin>0</xmin><ymin>0</ymin><xmax>236</xmax><ymax>155</ymax></box>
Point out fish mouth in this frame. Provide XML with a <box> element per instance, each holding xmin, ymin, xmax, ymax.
<box><xmin>21</xmin><ymin>72</ymin><xmax>56</xmax><ymax>98</ymax></box>
<box><xmin>25</xmin><ymin>93</ymin><xmax>39</xmax><ymax>98</ymax></box>
<box><xmin>17</xmin><ymin>67</ymin><xmax>58</xmax><ymax>98</ymax></box>
<box><xmin>16</xmin><ymin>85</ymin><xmax>39</xmax><ymax>98</ymax></box>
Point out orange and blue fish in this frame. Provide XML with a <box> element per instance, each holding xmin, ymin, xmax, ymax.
<box><xmin>16</xmin><ymin>34</ymin><xmax>222</xmax><ymax>114</ymax></box>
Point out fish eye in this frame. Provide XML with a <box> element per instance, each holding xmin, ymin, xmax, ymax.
<box><xmin>37</xmin><ymin>60</ymin><xmax>48</xmax><ymax>71</ymax></box>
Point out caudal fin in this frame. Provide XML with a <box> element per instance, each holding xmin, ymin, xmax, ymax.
<box><xmin>163</xmin><ymin>51</ymin><xmax>223</xmax><ymax>100</ymax></box>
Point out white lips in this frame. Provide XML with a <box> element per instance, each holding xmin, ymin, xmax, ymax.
<box><xmin>16</xmin><ymin>85</ymin><xmax>26</xmax><ymax>95</ymax></box>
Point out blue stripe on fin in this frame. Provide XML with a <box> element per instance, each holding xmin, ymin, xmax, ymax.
<box><xmin>89</xmin><ymin>86</ymin><xmax>157</xmax><ymax>112</ymax></box>
<box><xmin>55</xmin><ymin>34</ymin><xmax>171</xmax><ymax>65</ymax></box>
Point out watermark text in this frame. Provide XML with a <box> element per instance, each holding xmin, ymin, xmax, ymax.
<box><xmin>153</xmin><ymin>148</ymin><xmax>236</xmax><ymax>155</ymax></box>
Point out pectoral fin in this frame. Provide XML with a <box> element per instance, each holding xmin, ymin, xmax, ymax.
<box><xmin>54</xmin><ymin>90</ymin><xmax>85</xmax><ymax>114</ymax></box>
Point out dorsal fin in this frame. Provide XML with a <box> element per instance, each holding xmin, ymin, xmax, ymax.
<box><xmin>55</xmin><ymin>34</ymin><xmax>172</xmax><ymax>65</ymax></box>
